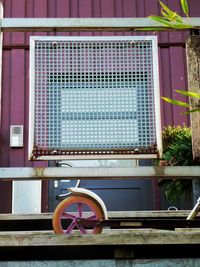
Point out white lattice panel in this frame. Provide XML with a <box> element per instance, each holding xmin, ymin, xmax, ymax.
<box><xmin>29</xmin><ymin>36</ymin><xmax>161</xmax><ymax>159</ymax></box>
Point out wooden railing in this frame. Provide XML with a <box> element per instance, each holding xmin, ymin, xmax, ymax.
<box><xmin>0</xmin><ymin>166</ymin><xmax>199</xmax><ymax>181</ymax></box>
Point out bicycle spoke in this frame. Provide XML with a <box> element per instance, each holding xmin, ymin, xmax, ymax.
<box><xmin>65</xmin><ymin>220</ymin><xmax>76</xmax><ymax>234</ymax></box>
<box><xmin>62</xmin><ymin>212</ymin><xmax>76</xmax><ymax>219</ymax></box>
<box><xmin>78</xmin><ymin>202</ymin><xmax>83</xmax><ymax>217</ymax></box>
<box><xmin>76</xmin><ymin>223</ymin><xmax>87</xmax><ymax>234</ymax></box>
<box><xmin>87</xmin><ymin>214</ymin><xmax>96</xmax><ymax>220</ymax></box>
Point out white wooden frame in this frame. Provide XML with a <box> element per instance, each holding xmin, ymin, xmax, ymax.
<box><xmin>29</xmin><ymin>36</ymin><xmax>162</xmax><ymax>160</ymax></box>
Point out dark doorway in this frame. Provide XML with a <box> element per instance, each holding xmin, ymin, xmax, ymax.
<box><xmin>48</xmin><ymin>160</ymin><xmax>155</xmax><ymax>212</ymax></box>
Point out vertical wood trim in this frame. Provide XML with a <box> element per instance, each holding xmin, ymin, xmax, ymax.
<box><xmin>186</xmin><ymin>36</ymin><xmax>200</xmax><ymax>160</ymax></box>
<box><xmin>170</xmin><ymin>46</ymin><xmax>188</xmax><ymax>125</ymax></box>
<box><xmin>9</xmin><ymin>49</ymin><xmax>25</xmax><ymax>167</ymax></box>
<box><xmin>3</xmin><ymin>0</ymin><xmax>11</xmax><ymax>45</ymax></box>
<box><xmin>56</xmin><ymin>0</ymin><xmax>70</xmax><ymax>37</ymax></box>
<box><xmin>160</xmin><ymin>47</ymin><xmax>173</xmax><ymax>126</ymax></box>
<box><xmin>0</xmin><ymin>2</ymin><xmax>3</xmax><ymax>133</ymax></box>
<box><xmin>123</xmin><ymin>0</ymin><xmax>136</xmax><ymax>17</ymax></box>
<box><xmin>25</xmin><ymin>0</ymin><xmax>34</xmax><ymax>44</ymax></box>
<box><xmin>34</xmin><ymin>0</ymin><xmax>47</xmax><ymax>37</ymax></box>
<box><xmin>115</xmin><ymin>0</ymin><xmax>124</xmax><ymax>36</ymax></box>
<box><xmin>0</xmin><ymin>2</ymin><xmax>11</xmax><ymax>213</ymax></box>
<box><xmin>47</xmin><ymin>0</ymin><xmax>56</xmax><ymax>37</ymax></box>
<box><xmin>0</xmin><ymin>51</ymin><xmax>11</xmax><ymax>166</ymax></box>
<box><xmin>92</xmin><ymin>0</ymin><xmax>101</xmax><ymax>17</ymax></box>
<box><xmin>101</xmin><ymin>0</ymin><xmax>114</xmax><ymax>17</ymax></box>
<box><xmin>24</xmin><ymin>50</ymin><xmax>33</xmax><ymax>167</ymax></box>
<box><xmin>122</xmin><ymin>0</ymin><xmax>136</xmax><ymax>36</ymax></box>
<box><xmin>11</xmin><ymin>0</ymin><xmax>25</xmax><ymax>45</ymax></box>
<box><xmin>79</xmin><ymin>0</ymin><xmax>92</xmax><ymax>36</ymax></box>
<box><xmin>168</xmin><ymin>0</ymin><xmax>184</xmax><ymax>44</ymax></box>
<box><xmin>92</xmin><ymin>0</ymin><xmax>102</xmax><ymax>36</ymax></box>
<box><xmin>101</xmin><ymin>0</ymin><xmax>115</xmax><ymax>36</ymax></box>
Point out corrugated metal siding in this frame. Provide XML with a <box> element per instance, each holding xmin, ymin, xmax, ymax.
<box><xmin>0</xmin><ymin>0</ymin><xmax>198</xmax><ymax>212</ymax></box>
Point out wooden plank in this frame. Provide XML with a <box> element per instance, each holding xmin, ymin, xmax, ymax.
<box><xmin>170</xmin><ymin>46</ymin><xmax>189</xmax><ymax>124</ymax></box>
<box><xmin>101</xmin><ymin>0</ymin><xmax>115</xmax><ymax>36</ymax></box>
<box><xmin>159</xmin><ymin>47</ymin><xmax>173</xmax><ymax>126</ymax></box>
<box><xmin>35</xmin><ymin>154</ymin><xmax>158</xmax><ymax>161</ymax></box>
<box><xmin>24</xmin><ymin>50</ymin><xmax>33</xmax><ymax>167</ymax></box>
<box><xmin>10</xmin><ymin>49</ymin><xmax>25</xmax><ymax>166</ymax></box>
<box><xmin>0</xmin><ymin>166</ymin><xmax>200</xmax><ymax>180</ymax></box>
<box><xmin>32</xmin><ymin>0</ymin><xmax>48</xmax><ymax>37</ymax></box>
<box><xmin>0</xmin><ymin>18</ymin><xmax>200</xmax><ymax>32</ymax></box>
<box><xmin>168</xmin><ymin>1</ymin><xmax>184</xmax><ymax>44</ymax></box>
<box><xmin>0</xmin><ymin>228</ymin><xmax>200</xmax><ymax>246</ymax></box>
<box><xmin>3</xmin><ymin>0</ymin><xmax>11</xmax><ymax>45</ymax></box>
<box><xmin>11</xmin><ymin>0</ymin><xmax>25</xmax><ymax>45</ymax></box>
<box><xmin>56</xmin><ymin>0</ymin><xmax>70</xmax><ymax>37</ymax></box>
<box><xmin>186</xmin><ymin>36</ymin><xmax>200</xmax><ymax>160</ymax></box>
<box><xmin>79</xmin><ymin>0</ymin><xmax>92</xmax><ymax>36</ymax></box>
<box><xmin>0</xmin><ymin>210</ymin><xmax>195</xmax><ymax>221</ymax></box>
<box><xmin>0</xmin><ymin>211</ymin><xmax>196</xmax><ymax>233</ymax></box>
<box><xmin>101</xmin><ymin>0</ymin><xmax>115</xmax><ymax>18</ymax></box>
<box><xmin>0</xmin><ymin>3</ymin><xmax>12</xmax><ymax>213</ymax></box>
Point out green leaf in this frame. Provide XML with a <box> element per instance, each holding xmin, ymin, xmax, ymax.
<box><xmin>159</xmin><ymin>1</ymin><xmax>175</xmax><ymax>18</ymax></box>
<box><xmin>174</xmin><ymin>16</ymin><xmax>184</xmax><ymax>24</ymax></box>
<box><xmin>169</xmin><ymin>23</ymin><xmax>193</xmax><ymax>29</ymax></box>
<box><xmin>181</xmin><ymin>108</ymin><xmax>200</xmax><ymax>115</ymax></box>
<box><xmin>189</xmin><ymin>108</ymin><xmax>200</xmax><ymax>113</ymax></box>
<box><xmin>160</xmin><ymin>10</ymin><xmax>183</xmax><ymax>24</ymax></box>
<box><xmin>161</xmin><ymin>9</ymin><xmax>171</xmax><ymax>19</ymax></box>
<box><xmin>161</xmin><ymin>97</ymin><xmax>191</xmax><ymax>107</ymax></box>
<box><xmin>149</xmin><ymin>15</ymin><xmax>172</xmax><ymax>26</ymax></box>
<box><xmin>181</xmin><ymin>0</ymin><xmax>189</xmax><ymax>17</ymax></box>
<box><xmin>135</xmin><ymin>27</ymin><xmax>164</xmax><ymax>31</ymax></box>
<box><xmin>169</xmin><ymin>12</ymin><xmax>181</xmax><ymax>22</ymax></box>
<box><xmin>175</xmin><ymin>90</ymin><xmax>200</xmax><ymax>99</ymax></box>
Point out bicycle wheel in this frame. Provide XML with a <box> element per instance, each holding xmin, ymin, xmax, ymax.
<box><xmin>53</xmin><ymin>195</ymin><xmax>104</xmax><ymax>234</ymax></box>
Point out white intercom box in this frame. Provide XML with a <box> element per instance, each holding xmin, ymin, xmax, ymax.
<box><xmin>10</xmin><ymin>125</ymin><xmax>23</xmax><ymax>147</ymax></box>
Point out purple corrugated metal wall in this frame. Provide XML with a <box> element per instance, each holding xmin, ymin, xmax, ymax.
<box><xmin>0</xmin><ymin>0</ymin><xmax>198</xmax><ymax>212</ymax></box>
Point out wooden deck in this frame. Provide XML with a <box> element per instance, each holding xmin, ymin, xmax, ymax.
<box><xmin>1</xmin><ymin>228</ymin><xmax>200</xmax><ymax>247</ymax></box>
<box><xmin>0</xmin><ymin>211</ymin><xmax>200</xmax><ymax>260</ymax></box>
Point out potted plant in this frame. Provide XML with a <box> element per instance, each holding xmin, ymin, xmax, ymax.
<box><xmin>159</xmin><ymin>125</ymin><xmax>198</xmax><ymax>206</ymax></box>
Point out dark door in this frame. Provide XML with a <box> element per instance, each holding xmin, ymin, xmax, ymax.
<box><xmin>48</xmin><ymin>160</ymin><xmax>155</xmax><ymax>212</ymax></box>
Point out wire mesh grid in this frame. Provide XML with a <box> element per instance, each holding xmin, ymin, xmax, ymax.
<box><xmin>32</xmin><ymin>37</ymin><xmax>158</xmax><ymax>157</ymax></box>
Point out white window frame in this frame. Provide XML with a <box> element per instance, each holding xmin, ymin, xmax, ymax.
<box><xmin>29</xmin><ymin>36</ymin><xmax>162</xmax><ymax>160</ymax></box>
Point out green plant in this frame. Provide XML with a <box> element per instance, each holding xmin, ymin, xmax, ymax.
<box><xmin>162</xmin><ymin>125</ymin><xmax>194</xmax><ymax>165</ymax></box>
<box><xmin>140</xmin><ymin>0</ymin><xmax>193</xmax><ymax>32</ymax></box>
<box><xmin>159</xmin><ymin>125</ymin><xmax>198</xmax><ymax>203</ymax></box>
<box><xmin>162</xmin><ymin>90</ymin><xmax>200</xmax><ymax>114</ymax></box>
<box><xmin>150</xmin><ymin>0</ymin><xmax>192</xmax><ymax>30</ymax></box>
<box><xmin>146</xmin><ymin>1</ymin><xmax>200</xmax><ymax>114</ymax></box>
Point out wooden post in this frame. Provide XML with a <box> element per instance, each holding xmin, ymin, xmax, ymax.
<box><xmin>186</xmin><ymin>36</ymin><xmax>200</xmax><ymax>160</ymax></box>
<box><xmin>186</xmin><ymin>35</ymin><xmax>200</xmax><ymax>204</ymax></box>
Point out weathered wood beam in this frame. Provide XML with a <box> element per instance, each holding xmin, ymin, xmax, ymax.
<box><xmin>0</xmin><ymin>166</ymin><xmax>199</xmax><ymax>181</ymax></box>
<box><xmin>0</xmin><ymin>18</ymin><xmax>200</xmax><ymax>32</ymax></box>
<box><xmin>0</xmin><ymin>210</ymin><xmax>194</xmax><ymax>221</ymax></box>
<box><xmin>0</xmin><ymin>228</ymin><xmax>200</xmax><ymax>247</ymax></box>
<box><xmin>186</xmin><ymin>36</ymin><xmax>200</xmax><ymax>203</ymax></box>
<box><xmin>186</xmin><ymin>36</ymin><xmax>200</xmax><ymax>160</ymax></box>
